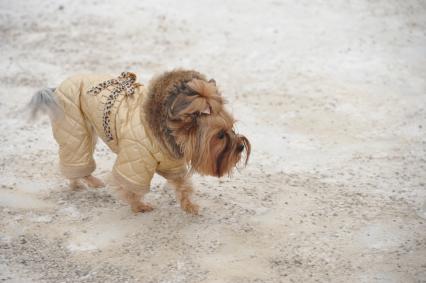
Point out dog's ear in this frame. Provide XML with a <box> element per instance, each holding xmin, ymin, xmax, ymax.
<box><xmin>169</xmin><ymin>79</ymin><xmax>223</xmax><ymax>118</ymax></box>
<box><xmin>187</xmin><ymin>79</ymin><xmax>217</xmax><ymax>99</ymax></box>
<box><xmin>168</xmin><ymin>79</ymin><xmax>222</xmax><ymax>134</ymax></box>
<box><xmin>168</xmin><ymin>96</ymin><xmax>210</xmax><ymax>135</ymax></box>
<box><xmin>186</xmin><ymin>78</ymin><xmax>223</xmax><ymax>111</ymax></box>
<box><xmin>169</xmin><ymin>92</ymin><xmax>211</xmax><ymax>118</ymax></box>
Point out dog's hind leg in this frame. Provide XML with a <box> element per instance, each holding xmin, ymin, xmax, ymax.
<box><xmin>82</xmin><ymin>175</ymin><xmax>105</xmax><ymax>188</ymax></box>
<box><xmin>69</xmin><ymin>178</ymin><xmax>87</xmax><ymax>190</ymax></box>
<box><xmin>50</xmin><ymin>86</ymin><xmax>102</xmax><ymax>189</ymax></box>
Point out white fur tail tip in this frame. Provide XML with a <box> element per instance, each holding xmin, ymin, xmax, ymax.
<box><xmin>28</xmin><ymin>87</ymin><xmax>62</xmax><ymax>121</ymax></box>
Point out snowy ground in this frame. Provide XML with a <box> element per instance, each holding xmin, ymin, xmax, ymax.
<box><xmin>1</xmin><ymin>0</ymin><xmax>425</xmax><ymax>282</ymax></box>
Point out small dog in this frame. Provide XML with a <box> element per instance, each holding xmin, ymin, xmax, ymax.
<box><xmin>29</xmin><ymin>70</ymin><xmax>250</xmax><ymax>214</ymax></box>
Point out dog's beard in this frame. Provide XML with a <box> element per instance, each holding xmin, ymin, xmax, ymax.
<box><xmin>175</xmin><ymin>115</ymin><xmax>251</xmax><ymax>177</ymax></box>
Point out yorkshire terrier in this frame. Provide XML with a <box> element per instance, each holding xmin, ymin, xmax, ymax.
<box><xmin>29</xmin><ymin>70</ymin><xmax>250</xmax><ymax>214</ymax></box>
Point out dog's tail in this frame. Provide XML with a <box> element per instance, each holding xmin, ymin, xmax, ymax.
<box><xmin>28</xmin><ymin>87</ymin><xmax>62</xmax><ymax>120</ymax></box>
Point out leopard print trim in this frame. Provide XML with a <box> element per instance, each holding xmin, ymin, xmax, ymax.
<box><xmin>87</xmin><ymin>72</ymin><xmax>140</xmax><ymax>141</ymax></box>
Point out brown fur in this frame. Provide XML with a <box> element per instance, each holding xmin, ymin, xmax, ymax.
<box><xmin>144</xmin><ymin>69</ymin><xmax>208</xmax><ymax>158</ymax></box>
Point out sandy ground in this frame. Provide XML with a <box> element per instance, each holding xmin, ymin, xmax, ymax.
<box><xmin>1</xmin><ymin>0</ymin><xmax>426</xmax><ymax>282</ymax></box>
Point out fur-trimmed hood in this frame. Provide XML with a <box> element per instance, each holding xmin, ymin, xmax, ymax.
<box><xmin>144</xmin><ymin>69</ymin><xmax>222</xmax><ymax>159</ymax></box>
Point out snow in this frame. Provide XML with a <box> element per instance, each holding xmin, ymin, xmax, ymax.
<box><xmin>0</xmin><ymin>0</ymin><xmax>425</xmax><ymax>282</ymax></box>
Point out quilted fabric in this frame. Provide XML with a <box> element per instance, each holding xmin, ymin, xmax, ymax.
<box><xmin>52</xmin><ymin>73</ymin><xmax>187</xmax><ymax>192</ymax></box>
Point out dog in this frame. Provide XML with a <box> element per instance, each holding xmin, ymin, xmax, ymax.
<box><xmin>29</xmin><ymin>70</ymin><xmax>250</xmax><ymax>214</ymax></box>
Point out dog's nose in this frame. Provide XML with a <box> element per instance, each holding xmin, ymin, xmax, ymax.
<box><xmin>237</xmin><ymin>143</ymin><xmax>244</xmax><ymax>152</ymax></box>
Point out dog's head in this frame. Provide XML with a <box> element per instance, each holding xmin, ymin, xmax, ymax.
<box><xmin>165</xmin><ymin>78</ymin><xmax>250</xmax><ymax>177</ymax></box>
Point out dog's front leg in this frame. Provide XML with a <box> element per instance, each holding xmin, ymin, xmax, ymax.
<box><xmin>121</xmin><ymin>188</ymin><xmax>153</xmax><ymax>213</ymax></box>
<box><xmin>168</xmin><ymin>176</ymin><xmax>199</xmax><ymax>215</ymax></box>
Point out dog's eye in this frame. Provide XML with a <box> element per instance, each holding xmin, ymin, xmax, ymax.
<box><xmin>217</xmin><ymin>131</ymin><xmax>225</xmax><ymax>139</ymax></box>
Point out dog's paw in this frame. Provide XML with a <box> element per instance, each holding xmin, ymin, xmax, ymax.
<box><xmin>131</xmin><ymin>202</ymin><xmax>154</xmax><ymax>213</ymax></box>
<box><xmin>69</xmin><ymin>179</ymin><xmax>87</xmax><ymax>191</ymax></box>
<box><xmin>181</xmin><ymin>201</ymin><xmax>199</xmax><ymax>215</ymax></box>
<box><xmin>83</xmin><ymin>175</ymin><xmax>105</xmax><ymax>188</ymax></box>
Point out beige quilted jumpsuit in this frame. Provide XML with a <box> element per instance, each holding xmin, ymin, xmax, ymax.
<box><xmin>52</xmin><ymin>72</ymin><xmax>187</xmax><ymax>192</ymax></box>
